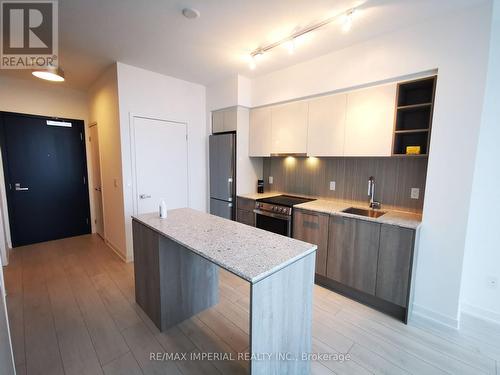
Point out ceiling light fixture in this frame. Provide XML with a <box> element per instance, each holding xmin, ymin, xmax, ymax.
<box><xmin>182</xmin><ymin>8</ymin><xmax>200</xmax><ymax>19</ymax></box>
<box><xmin>32</xmin><ymin>67</ymin><xmax>65</xmax><ymax>82</ymax></box>
<box><xmin>283</xmin><ymin>38</ymin><xmax>296</xmax><ymax>55</ymax></box>
<box><xmin>248</xmin><ymin>56</ymin><xmax>257</xmax><ymax>70</ymax></box>
<box><xmin>342</xmin><ymin>9</ymin><xmax>356</xmax><ymax>33</ymax></box>
<box><xmin>248</xmin><ymin>7</ymin><xmax>357</xmax><ymax>70</ymax></box>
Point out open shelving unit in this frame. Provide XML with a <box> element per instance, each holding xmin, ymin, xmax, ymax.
<box><xmin>392</xmin><ymin>76</ymin><xmax>437</xmax><ymax>156</ymax></box>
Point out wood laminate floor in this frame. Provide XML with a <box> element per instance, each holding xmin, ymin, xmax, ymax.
<box><xmin>3</xmin><ymin>234</ymin><xmax>499</xmax><ymax>375</ymax></box>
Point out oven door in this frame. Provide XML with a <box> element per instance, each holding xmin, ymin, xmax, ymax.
<box><xmin>254</xmin><ymin>209</ymin><xmax>292</xmax><ymax>237</ymax></box>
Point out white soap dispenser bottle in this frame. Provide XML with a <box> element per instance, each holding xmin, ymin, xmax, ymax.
<box><xmin>159</xmin><ymin>199</ymin><xmax>167</xmax><ymax>219</ymax></box>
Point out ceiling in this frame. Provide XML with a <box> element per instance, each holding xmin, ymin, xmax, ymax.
<box><xmin>0</xmin><ymin>0</ymin><xmax>486</xmax><ymax>90</ymax></box>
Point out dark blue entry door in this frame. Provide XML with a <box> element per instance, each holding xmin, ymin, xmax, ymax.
<box><xmin>1</xmin><ymin>112</ymin><xmax>91</xmax><ymax>247</ymax></box>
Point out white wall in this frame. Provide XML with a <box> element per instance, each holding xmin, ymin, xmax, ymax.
<box><xmin>0</xmin><ymin>76</ymin><xmax>91</xmax><ymax>262</ymax></box>
<box><xmin>88</xmin><ymin>65</ymin><xmax>127</xmax><ymax>259</ymax></box>
<box><xmin>206</xmin><ymin>75</ymin><xmax>239</xmax><ymax>111</ymax></box>
<box><xmin>461</xmin><ymin>0</ymin><xmax>500</xmax><ymax>325</ymax></box>
<box><xmin>116</xmin><ymin>62</ymin><xmax>207</xmax><ymax>260</ymax></box>
<box><xmin>249</xmin><ymin>3</ymin><xmax>492</xmax><ymax>327</ymax></box>
<box><xmin>206</xmin><ymin>75</ymin><xmax>262</xmax><ymax>196</ymax></box>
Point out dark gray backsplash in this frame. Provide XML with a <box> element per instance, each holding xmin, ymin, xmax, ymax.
<box><xmin>263</xmin><ymin>157</ymin><xmax>428</xmax><ymax>213</ymax></box>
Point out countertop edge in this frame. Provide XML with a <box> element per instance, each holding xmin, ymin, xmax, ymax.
<box><xmin>132</xmin><ymin>215</ymin><xmax>317</xmax><ymax>284</ymax></box>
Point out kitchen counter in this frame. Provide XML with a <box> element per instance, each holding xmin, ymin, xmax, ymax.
<box><xmin>132</xmin><ymin>208</ymin><xmax>316</xmax><ymax>374</ymax></box>
<box><xmin>237</xmin><ymin>191</ymin><xmax>283</xmax><ymax>200</ymax></box>
<box><xmin>133</xmin><ymin>208</ymin><xmax>316</xmax><ymax>283</ymax></box>
<box><xmin>238</xmin><ymin>193</ymin><xmax>422</xmax><ymax>229</ymax></box>
<box><xmin>295</xmin><ymin>199</ymin><xmax>422</xmax><ymax>230</ymax></box>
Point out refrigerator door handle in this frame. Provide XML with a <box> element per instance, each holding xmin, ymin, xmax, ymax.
<box><xmin>228</xmin><ymin>177</ymin><xmax>233</xmax><ymax>201</ymax></box>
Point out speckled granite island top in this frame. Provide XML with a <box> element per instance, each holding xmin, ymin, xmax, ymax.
<box><xmin>132</xmin><ymin>208</ymin><xmax>317</xmax><ymax>284</ymax></box>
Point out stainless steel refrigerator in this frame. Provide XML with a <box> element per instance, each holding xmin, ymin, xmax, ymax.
<box><xmin>209</xmin><ymin>133</ymin><xmax>236</xmax><ymax>220</ymax></box>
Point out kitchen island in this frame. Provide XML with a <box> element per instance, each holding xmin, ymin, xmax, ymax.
<box><xmin>132</xmin><ymin>208</ymin><xmax>317</xmax><ymax>374</ymax></box>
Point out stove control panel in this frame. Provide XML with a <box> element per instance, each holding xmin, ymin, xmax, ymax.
<box><xmin>255</xmin><ymin>202</ymin><xmax>292</xmax><ymax>216</ymax></box>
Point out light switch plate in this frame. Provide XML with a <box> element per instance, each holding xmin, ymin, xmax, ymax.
<box><xmin>268</xmin><ymin>176</ymin><xmax>273</xmax><ymax>185</ymax></box>
<box><xmin>410</xmin><ymin>188</ymin><xmax>420</xmax><ymax>199</ymax></box>
<box><xmin>329</xmin><ymin>181</ymin><xmax>336</xmax><ymax>191</ymax></box>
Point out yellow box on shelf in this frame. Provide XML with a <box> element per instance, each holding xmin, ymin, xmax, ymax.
<box><xmin>406</xmin><ymin>146</ymin><xmax>421</xmax><ymax>155</ymax></box>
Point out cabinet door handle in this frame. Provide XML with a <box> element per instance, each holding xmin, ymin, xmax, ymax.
<box><xmin>139</xmin><ymin>194</ymin><xmax>151</xmax><ymax>199</ymax></box>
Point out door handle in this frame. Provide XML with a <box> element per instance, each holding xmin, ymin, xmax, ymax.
<box><xmin>14</xmin><ymin>183</ymin><xmax>28</xmax><ymax>191</ymax></box>
<box><xmin>139</xmin><ymin>194</ymin><xmax>151</xmax><ymax>199</ymax></box>
<box><xmin>228</xmin><ymin>177</ymin><xmax>233</xmax><ymax>201</ymax></box>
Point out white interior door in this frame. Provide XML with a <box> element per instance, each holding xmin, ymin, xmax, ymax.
<box><xmin>133</xmin><ymin>117</ymin><xmax>188</xmax><ymax>215</ymax></box>
<box><xmin>89</xmin><ymin>124</ymin><xmax>104</xmax><ymax>238</ymax></box>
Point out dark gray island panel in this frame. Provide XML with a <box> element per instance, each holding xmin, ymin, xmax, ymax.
<box><xmin>133</xmin><ymin>220</ymin><xmax>218</xmax><ymax>331</ymax></box>
<box><xmin>132</xmin><ymin>221</ymin><xmax>162</xmax><ymax>327</ymax></box>
<box><xmin>250</xmin><ymin>252</ymin><xmax>315</xmax><ymax>375</ymax></box>
<box><xmin>132</xmin><ymin>209</ymin><xmax>316</xmax><ymax>374</ymax></box>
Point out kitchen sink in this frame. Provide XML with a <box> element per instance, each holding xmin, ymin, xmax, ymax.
<box><xmin>342</xmin><ymin>207</ymin><xmax>386</xmax><ymax>218</ymax></box>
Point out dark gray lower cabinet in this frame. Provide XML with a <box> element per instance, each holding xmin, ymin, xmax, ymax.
<box><xmin>237</xmin><ymin>208</ymin><xmax>255</xmax><ymax>226</ymax></box>
<box><xmin>293</xmin><ymin>209</ymin><xmax>329</xmax><ymax>277</ymax></box>
<box><xmin>326</xmin><ymin>216</ymin><xmax>380</xmax><ymax>295</ymax></box>
<box><xmin>236</xmin><ymin>197</ymin><xmax>255</xmax><ymax>226</ymax></box>
<box><xmin>375</xmin><ymin>224</ymin><xmax>415</xmax><ymax>307</ymax></box>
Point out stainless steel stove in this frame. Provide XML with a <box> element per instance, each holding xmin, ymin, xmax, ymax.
<box><xmin>254</xmin><ymin>195</ymin><xmax>315</xmax><ymax>237</ymax></box>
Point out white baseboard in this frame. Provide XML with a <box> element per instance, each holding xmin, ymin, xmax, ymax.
<box><xmin>409</xmin><ymin>303</ymin><xmax>459</xmax><ymax>331</ymax></box>
<box><xmin>461</xmin><ymin>302</ymin><xmax>500</xmax><ymax>329</ymax></box>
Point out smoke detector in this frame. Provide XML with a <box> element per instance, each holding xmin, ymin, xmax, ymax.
<box><xmin>182</xmin><ymin>8</ymin><xmax>200</xmax><ymax>19</ymax></box>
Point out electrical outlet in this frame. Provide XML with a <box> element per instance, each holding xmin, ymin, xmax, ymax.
<box><xmin>487</xmin><ymin>276</ymin><xmax>498</xmax><ymax>289</ymax></box>
<box><xmin>410</xmin><ymin>188</ymin><xmax>420</xmax><ymax>200</ymax></box>
<box><xmin>329</xmin><ymin>181</ymin><xmax>336</xmax><ymax>191</ymax></box>
<box><xmin>268</xmin><ymin>176</ymin><xmax>273</xmax><ymax>185</ymax></box>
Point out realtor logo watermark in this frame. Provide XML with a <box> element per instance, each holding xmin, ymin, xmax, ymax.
<box><xmin>1</xmin><ymin>0</ymin><xmax>58</xmax><ymax>69</ymax></box>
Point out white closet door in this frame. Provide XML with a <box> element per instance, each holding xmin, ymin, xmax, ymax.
<box><xmin>133</xmin><ymin>117</ymin><xmax>188</xmax><ymax>214</ymax></box>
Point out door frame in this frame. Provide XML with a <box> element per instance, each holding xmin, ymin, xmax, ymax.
<box><xmin>89</xmin><ymin>121</ymin><xmax>105</xmax><ymax>239</ymax></box>
<box><xmin>129</xmin><ymin>113</ymin><xmax>190</xmax><ymax>216</ymax></box>
<box><xmin>0</xmin><ymin>111</ymin><xmax>91</xmax><ymax>247</ymax></box>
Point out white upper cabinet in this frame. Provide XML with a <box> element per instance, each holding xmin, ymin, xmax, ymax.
<box><xmin>249</xmin><ymin>106</ymin><xmax>272</xmax><ymax>156</ymax></box>
<box><xmin>248</xmin><ymin>83</ymin><xmax>396</xmax><ymax>157</ymax></box>
<box><xmin>212</xmin><ymin>107</ymin><xmax>237</xmax><ymax>133</ymax></box>
<box><xmin>223</xmin><ymin>108</ymin><xmax>237</xmax><ymax>132</ymax></box>
<box><xmin>344</xmin><ymin>83</ymin><xmax>397</xmax><ymax>157</ymax></box>
<box><xmin>271</xmin><ymin>101</ymin><xmax>308</xmax><ymax>154</ymax></box>
<box><xmin>212</xmin><ymin>110</ymin><xmax>224</xmax><ymax>133</ymax></box>
<box><xmin>307</xmin><ymin>94</ymin><xmax>347</xmax><ymax>157</ymax></box>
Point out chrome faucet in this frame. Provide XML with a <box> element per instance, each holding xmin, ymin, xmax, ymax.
<box><xmin>368</xmin><ymin>176</ymin><xmax>381</xmax><ymax>209</ymax></box>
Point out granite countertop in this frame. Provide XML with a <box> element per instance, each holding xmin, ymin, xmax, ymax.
<box><xmin>237</xmin><ymin>192</ymin><xmax>422</xmax><ymax>229</ymax></box>
<box><xmin>132</xmin><ymin>208</ymin><xmax>316</xmax><ymax>284</ymax></box>
<box><xmin>237</xmin><ymin>191</ymin><xmax>283</xmax><ymax>200</ymax></box>
<box><xmin>294</xmin><ymin>199</ymin><xmax>422</xmax><ymax>229</ymax></box>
